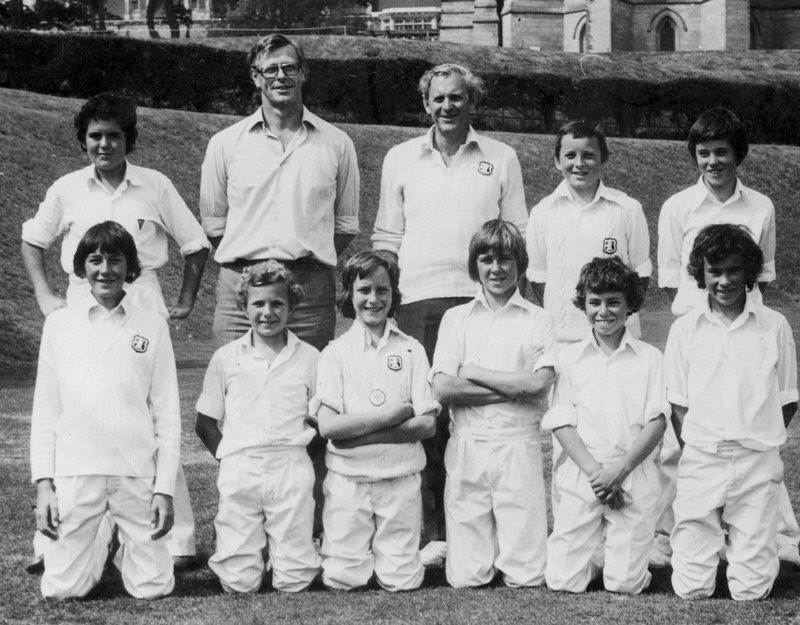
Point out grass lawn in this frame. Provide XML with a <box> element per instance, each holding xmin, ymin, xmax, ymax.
<box><xmin>4</xmin><ymin>88</ymin><xmax>800</xmax><ymax>622</ymax></box>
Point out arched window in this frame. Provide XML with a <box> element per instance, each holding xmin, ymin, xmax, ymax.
<box><xmin>579</xmin><ymin>23</ymin><xmax>587</xmax><ymax>53</ymax></box>
<box><xmin>658</xmin><ymin>17</ymin><xmax>676</xmax><ymax>51</ymax></box>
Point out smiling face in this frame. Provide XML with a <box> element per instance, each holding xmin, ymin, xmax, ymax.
<box><xmin>251</xmin><ymin>45</ymin><xmax>305</xmax><ymax>111</ymax></box>
<box><xmin>476</xmin><ymin>248</ymin><xmax>518</xmax><ymax>308</ymax></box>
<box><xmin>555</xmin><ymin>133</ymin><xmax>604</xmax><ymax>202</ymax></box>
<box><xmin>424</xmin><ymin>72</ymin><xmax>472</xmax><ymax>142</ymax></box>
<box><xmin>585</xmin><ymin>290</ymin><xmax>628</xmax><ymax>346</ymax></box>
<box><xmin>246</xmin><ymin>283</ymin><xmax>291</xmax><ymax>345</ymax></box>
<box><xmin>352</xmin><ymin>266</ymin><xmax>392</xmax><ymax>335</ymax></box>
<box><xmin>695</xmin><ymin>139</ymin><xmax>738</xmax><ymax>201</ymax></box>
<box><xmin>85</xmin><ymin>119</ymin><xmax>127</xmax><ymax>181</ymax></box>
<box><xmin>703</xmin><ymin>253</ymin><xmax>747</xmax><ymax>317</ymax></box>
<box><xmin>85</xmin><ymin>247</ymin><xmax>127</xmax><ymax>309</ymax></box>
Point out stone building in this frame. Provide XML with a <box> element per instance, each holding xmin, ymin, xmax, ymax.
<box><xmin>381</xmin><ymin>0</ymin><xmax>800</xmax><ymax>50</ymax></box>
<box><xmin>105</xmin><ymin>0</ymin><xmax>212</xmax><ymax>22</ymax></box>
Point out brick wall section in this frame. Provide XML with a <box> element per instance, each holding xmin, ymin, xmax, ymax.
<box><xmin>504</xmin><ymin>0</ymin><xmax>568</xmax><ymax>49</ymax></box>
<box><xmin>440</xmin><ymin>0</ymin><xmax>475</xmax><ymax>43</ymax></box>
<box><xmin>611</xmin><ymin>0</ymin><xmax>635</xmax><ymax>50</ymax></box>
<box><xmin>472</xmin><ymin>0</ymin><xmax>500</xmax><ymax>45</ymax></box>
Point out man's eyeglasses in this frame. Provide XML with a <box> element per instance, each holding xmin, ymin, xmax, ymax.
<box><xmin>252</xmin><ymin>63</ymin><xmax>302</xmax><ymax>79</ymax></box>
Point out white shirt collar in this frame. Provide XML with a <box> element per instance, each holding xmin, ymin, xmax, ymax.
<box><xmin>249</xmin><ymin>106</ymin><xmax>322</xmax><ymax>134</ymax></box>
<box><xmin>83</xmin><ymin>160</ymin><xmax>140</xmax><ymax>189</ymax></box>
<box><xmin>696</xmin><ymin>287</ymin><xmax>761</xmax><ymax>329</ymax></box>
<box><xmin>82</xmin><ymin>290</ymin><xmax>129</xmax><ymax>319</ymax></box>
<box><xmin>421</xmin><ymin>125</ymin><xmax>483</xmax><ymax>155</ymax></box>
<box><xmin>553</xmin><ymin>179</ymin><xmax>616</xmax><ymax>207</ymax></box>
<box><xmin>576</xmin><ymin>327</ymin><xmax>639</xmax><ymax>358</ymax></box>
<box><xmin>469</xmin><ymin>286</ymin><xmax>532</xmax><ymax>314</ymax></box>
<box><xmin>688</xmin><ymin>175</ymin><xmax>745</xmax><ymax>208</ymax></box>
<box><xmin>349</xmin><ymin>318</ymin><xmax>408</xmax><ymax>351</ymax></box>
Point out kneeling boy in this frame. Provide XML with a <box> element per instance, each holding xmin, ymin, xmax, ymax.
<box><xmin>432</xmin><ymin>219</ymin><xmax>556</xmax><ymax>588</ymax></box>
<box><xmin>544</xmin><ymin>256</ymin><xmax>667</xmax><ymax>594</ymax></box>
<box><xmin>196</xmin><ymin>261</ymin><xmax>321</xmax><ymax>593</ymax></box>
<box><xmin>666</xmin><ymin>223</ymin><xmax>798</xmax><ymax>600</ymax></box>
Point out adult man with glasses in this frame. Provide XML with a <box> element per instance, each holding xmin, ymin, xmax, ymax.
<box><xmin>200</xmin><ymin>33</ymin><xmax>359</xmax><ymax>351</ymax></box>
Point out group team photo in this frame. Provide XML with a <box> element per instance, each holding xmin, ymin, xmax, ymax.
<box><xmin>4</xmin><ymin>22</ymin><xmax>800</xmax><ymax>625</ymax></box>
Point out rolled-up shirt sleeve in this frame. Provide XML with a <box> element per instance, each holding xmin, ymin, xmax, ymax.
<box><xmin>663</xmin><ymin>321</ymin><xmax>690</xmax><ymax>408</ymax></box>
<box><xmin>657</xmin><ymin>199</ymin><xmax>683</xmax><ymax>289</ymax></box>
<box><xmin>499</xmin><ymin>149</ymin><xmax>528</xmax><ymax>235</ymax></box>
<box><xmin>410</xmin><ymin>341</ymin><xmax>441</xmax><ymax>417</ymax></box>
<box><xmin>199</xmin><ymin>133</ymin><xmax>230</xmax><ymax>239</ymax></box>
<box><xmin>644</xmin><ymin>349</ymin><xmax>670</xmax><ymax>423</ymax></box>
<box><xmin>777</xmin><ymin>317</ymin><xmax>799</xmax><ymax>405</ymax></box>
<box><xmin>541</xmin><ymin>355</ymin><xmax>578</xmax><ymax>431</ymax></box>
<box><xmin>334</xmin><ymin>135</ymin><xmax>360</xmax><ymax>236</ymax></box>
<box><xmin>310</xmin><ymin>345</ymin><xmax>344</xmax><ymax>416</ymax></box>
<box><xmin>372</xmin><ymin>148</ymin><xmax>405</xmax><ymax>254</ymax></box>
<box><xmin>526</xmin><ymin>202</ymin><xmax>548</xmax><ymax>283</ymax></box>
<box><xmin>628</xmin><ymin>199</ymin><xmax>652</xmax><ymax>278</ymax></box>
<box><xmin>758</xmin><ymin>202</ymin><xmax>777</xmax><ymax>283</ymax></box>
<box><xmin>21</xmin><ymin>182</ymin><xmax>66</xmax><ymax>250</ymax></box>
<box><xmin>158</xmin><ymin>178</ymin><xmax>211</xmax><ymax>256</ymax></box>
<box><xmin>429</xmin><ymin>308</ymin><xmax>462</xmax><ymax>381</ymax></box>
<box><xmin>195</xmin><ymin>350</ymin><xmax>226</xmax><ymax>421</ymax></box>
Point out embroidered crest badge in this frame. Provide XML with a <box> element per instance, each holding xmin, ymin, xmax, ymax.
<box><xmin>602</xmin><ymin>237</ymin><xmax>618</xmax><ymax>254</ymax></box>
<box><xmin>137</xmin><ymin>218</ymin><xmax>145</xmax><ymax>230</ymax></box>
<box><xmin>478</xmin><ymin>161</ymin><xmax>494</xmax><ymax>176</ymax></box>
<box><xmin>387</xmin><ymin>355</ymin><xmax>403</xmax><ymax>371</ymax></box>
<box><xmin>131</xmin><ymin>335</ymin><xmax>149</xmax><ymax>353</ymax></box>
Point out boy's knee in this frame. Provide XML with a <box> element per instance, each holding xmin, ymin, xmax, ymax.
<box><xmin>671</xmin><ymin>569</ymin><xmax>715</xmax><ymax>600</ymax></box>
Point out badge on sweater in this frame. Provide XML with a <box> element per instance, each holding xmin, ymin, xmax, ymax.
<box><xmin>602</xmin><ymin>237</ymin><xmax>617</xmax><ymax>254</ymax></box>
<box><xmin>387</xmin><ymin>355</ymin><xmax>403</xmax><ymax>371</ymax></box>
<box><xmin>369</xmin><ymin>389</ymin><xmax>386</xmax><ymax>406</ymax></box>
<box><xmin>131</xmin><ymin>335</ymin><xmax>149</xmax><ymax>353</ymax></box>
<box><xmin>478</xmin><ymin>161</ymin><xmax>493</xmax><ymax>176</ymax></box>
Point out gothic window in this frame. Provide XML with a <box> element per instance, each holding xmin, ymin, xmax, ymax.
<box><xmin>658</xmin><ymin>17</ymin><xmax>676</xmax><ymax>51</ymax></box>
<box><xmin>579</xmin><ymin>23</ymin><xmax>586</xmax><ymax>53</ymax></box>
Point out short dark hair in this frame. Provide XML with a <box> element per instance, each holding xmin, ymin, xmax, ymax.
<box><xmin>235</xmin><ymin>260</ymin><xmax>304</xmax><ymax>311</ymax></box>
<box><xmin>687</xmin><ymin>223</ymin><xmax>763</xmax><ymax>291</ymax></box>
<box><xmin>467</xmin><ymin>219</ymin><xmax>528</xmax><ymax>282</ymax></box>
<box><xmin>573</xmin><ymin>256</ymin><xmax>644</xmax><ymax>315</ymax></box>
<box><xmin>338</xmin><ymin>250</ymin><xmax>402</xmax><ymax>319</ymax></box>
<box><xmin>687</xmin><ymin>107</ymin><xmax>749</xmax><ymax>166</ymax></box>
<box><xmin>247</xmin><ymin>33</ymin><xmax>308</xmax><ymax>75</ymax></box>
<box><xmin>418</xmin><ymin>63</ymin><xmax>484</xmax><ymax>106</ymax></box>
<box><xmin>554</xmin><ymin>120</ymin><xmax>610</xmax><ymax>163</ymax></box>
<box><xmin>73</xmin><ymin>221</ymin><xmax>142</xmax><ymax>282</ymax></box>
<box><xmin>74</xmin><ymin>92</ymin><xmax>138</xmax><ymax>154</ymax></box>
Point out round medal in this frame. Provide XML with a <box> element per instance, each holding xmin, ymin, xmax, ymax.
<box><xmin>369</xmin><ymin>389</ymin><xmax>386</xmax><ymax>406</ymax></box>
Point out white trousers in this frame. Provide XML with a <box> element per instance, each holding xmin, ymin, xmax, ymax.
<box><xmin>34</xmin><ymin>464</ymin><xmax>195</xmax><ymax>560</ymax></box>
<box><xmin>63</xmin><ymin>275</ymin><xmax>197</xmax><ymax>558</ymax></box>
<box><xmin>209</xmin><ymin>448</ymin><xmax>320</xmax><ymax>593</ymax></box>
<box><xmin>546</xmin><ymin>458</ymin><xmax>659</xmax><ymax>594</ymax></box>
<box><xmin>444</xmin><ymin>429</ymin><xmax>547</xmax><ymax>588</ymax></box>
<box><xmin>321</xmin><ymin>471</ymin><xmax>423</xmax><ymax>592</ymax></box>
<box><xmin>655</xmin><ymin>430</ymin><xmax>799</xmax><ymax>554</ymax></box>
<box><xmin>40</xmin><ymin>475</ymin><xmax>174</xmax><ymax>600</ymax></box>
<box><xmin>671</xmin><ymin>444</ymin><xmax>782</xmax><ymax>601</ymax></box>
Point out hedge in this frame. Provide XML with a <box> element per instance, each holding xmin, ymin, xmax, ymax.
<box><xmin>3</xmin><ymin>31</ymin><xmax>800</xmax><ymax>144</ymax></box>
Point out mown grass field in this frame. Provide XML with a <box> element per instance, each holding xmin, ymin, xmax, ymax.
<box><xmin>3</xmin><ymin>87</ymin><xmax>800</xmax><ymax>623</ymax></box>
